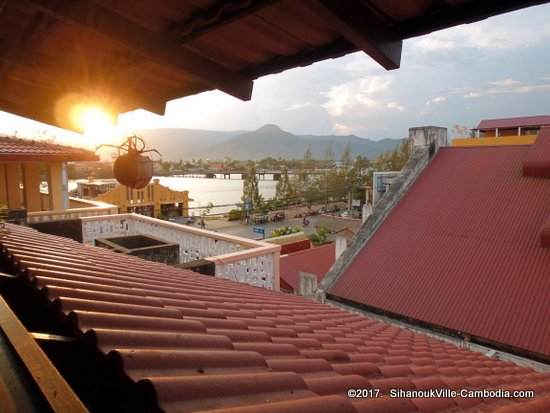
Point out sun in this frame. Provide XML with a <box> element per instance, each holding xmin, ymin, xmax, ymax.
<box><xmin>78</xmin><ymin>106</ymin><xmax>114</xmax><ymax>134</ymax></box>
<box><xmin>79</xmin><ymin>106</ymin><xmax>112</xmax><ymax>132</ymax></box>
<box><xmin>71</xmin><ymin>104</ymin><xmax>117</xmax><ymax>145</ymax></box>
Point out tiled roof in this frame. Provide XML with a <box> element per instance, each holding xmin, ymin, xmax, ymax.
<box><xmin>2</xmin><ymin>224</ymin><xmax>550</xmax><ymax>412</ymax></box>
<box><xmin>280</xmin><ymin>244</ymin><xmax>336</xmax><ymax>293</ymax></box>
<box><xmin>476</xmin><ymin>115</ymin><xmax>550</xmax><ymax>130</ymax></box>
<box><xmin>0</xmin><ymin>136</ymin><xmax>98</xmax><ymax>162</ymax></box>
<box><xmin>329</xmin><ymin>144</ymin><xmax>550</xmax><ymax>359</ymax></box>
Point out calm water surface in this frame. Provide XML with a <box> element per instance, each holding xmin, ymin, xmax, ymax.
<box><xmin>70</xmin><ymin>175</ymin><xmax>277</xmax><ymax>214</ymax></box>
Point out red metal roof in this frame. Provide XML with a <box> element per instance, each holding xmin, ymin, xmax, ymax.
<box><xmin>0</xmin><ymin>136</ymin><xmax>98</xmax><ymax>162</ymax></box>
<box><xmin>280</xmin><ymin>243</ymin><xmax>336</xmax><ymax>292</ymax></box>
<box><xmin>476</xmin><ymin>115</ymin><xmax>550</xmax><ymax>130</ymax></box>
<box><xmin>523</xmin><ymin>127</ymin><xmax>550</xmax><ymax>177</ymax></box>
<box><xmin>329</xmin><ymin>144</ymin><xmax>550</xmax><ymax>359</ymax></box>
<box><xmin>1</xmin><ymin>224</ymin><xmax>550</xmax><ymax>412</ymax></box>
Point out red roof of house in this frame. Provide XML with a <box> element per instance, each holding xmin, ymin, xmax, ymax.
<box><xmin>329</xmin><ymin>143</ymin><xmax>550</xmax><ymax>359</ymax></box>
<box><xmin>2</xmin><ymin>224</ymin><xmax>550</xmax><ymax>412</ymax></box>
<box><xmin>0</xmin><ymin>136</ymin><xmax>98</xmax><ymax>162</ymax></box>
<box><xmin>280</xmin><ymin>243</ymin><xmax>336</xmax><ymax>292</ymax></box>
<box><xmin>476</xmin><ymin>115</ymin><xmax>550</xmax><ymax>130</ymax></box>
<box><xmin>523</xmin><ymin>127</ymin><xmax>550</xmax><ymax>178</ymax></box>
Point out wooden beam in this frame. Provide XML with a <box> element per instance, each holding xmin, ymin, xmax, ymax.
<box><xmin>0</xmin><ymin>53</ymin><xmax>169</xmax><ymax>116</ymax></box>
<box><xmin>0</xmin><ymin>96</ymin><xmax>60</xmax><ymax>129</ymax></box>
<box><xmin>243</xmin><ymin>38</ymin><xmax>356</xmax><ymax>78</ymax></box>
<box><xmin>178</xmin><ymin>0</ymin><xmax>278</xmax><ymax>43</ymax></box>
<box><xmin>0</xmin><ymin>295</ymin><xmax>88</xmax><ymax>412</ymax></box>
<box><xmin>25</xmin><ymin>0</ymin><xmax>253</xmax><ymax>100</ymax></box>
<box><xmin>396</xmin><ymin>0</ymin><xmax>550</xmax><ymax>39</ymax></box>
<box><xmin>311</xmin><ymin>0</ymin><xmax>402</xmax><ymax>70</ymax></box>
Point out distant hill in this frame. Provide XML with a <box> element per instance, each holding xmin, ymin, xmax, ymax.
<box><xmin>138</xmin><ymin>124</ymin><xmax>401</xmax><ymax>161</ymax></box>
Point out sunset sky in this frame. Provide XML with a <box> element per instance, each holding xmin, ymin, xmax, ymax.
<box><xmin>1</xmin><ymin>3</ymin><xmax>549</xmax><ymax>148</ymax></box>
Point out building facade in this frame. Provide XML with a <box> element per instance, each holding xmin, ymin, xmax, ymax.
<box><xmin>94</xmin><ymin>178</ymin><xmax>189</xmax><ymax>218</ymax></box>
<box><xmin>453</xmin><ymin>115</ymin><xmax>550</xmax><ymax>147</ymax></box>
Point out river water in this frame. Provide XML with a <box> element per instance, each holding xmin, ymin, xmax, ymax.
<box><xmin>70</xmin><ymin>175</ymin><xmax>277</xmax><ymax>215</ymax></box>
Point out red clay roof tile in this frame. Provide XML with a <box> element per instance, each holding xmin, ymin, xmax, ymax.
<box><xmin>1</xmin><ymin>223</ymin><xmax>549</xmax><ymax>412</ymax></box>
<box><xmin>0</xmin><ymin>135</ymin><xmax>98</xmax><ymax>161</ymax></box>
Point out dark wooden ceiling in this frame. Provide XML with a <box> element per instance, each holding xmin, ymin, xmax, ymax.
<box><xmin>0</xmin><ymin>0</ymin><xmax>548</xmax><ymax>131</ymax></box>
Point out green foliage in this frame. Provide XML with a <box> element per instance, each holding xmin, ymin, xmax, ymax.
<box><xmin>241</xmin><ymin>162</ymin><xmax>264</xmax><ymax>212</ymax></box>
<box><xmin>372</xmin><ymin>139</ymin><xmax>411</xmax><ymax>172</ymax></box>
<box><xmin>340</xmin><ymin>143</ymin><xmax>352</xmax><ymax>169</ymax></box>
<box><xmin>160</xmin><ymin>161</ymin><xmax>172</xmax><ymax>174</ymax></box>
<box><xmin>324</xmin><ymin>144</ymin><xmax>335</xmax><ymax>167</ymax></box>
<box><xmin>227</xmin><ymin>209</ymin><xmax>243</xmax><ymax>221</ymax></box>
<box><xmin>309</xmin><ymin>227</ymin><xmax>330</xmax><ymax>246</ymax></box>
<box><xmin>66</xmin><ymin>161</ymin><xmax>114</xmax><ymax>179</ymax></box>
<box><xmin>202</xmin><ymin>202</ymin><xmax>214</xmax><ymax>216</ymax></box>
<box><xmin>270</xmin><ymin>226</ymin><xmax>302</xmax><ymax>237</ymax></box>
<box><xmin>275</xmin><ymin>167</ymin><xmax>295</xmax><ymax>204</ymax></box>
<box><xmin>303</xmin><ymin>144</ymin><xmax>314</xmax><ymax>170</ymax></box>
<box><xmin>263</xmin><ymin>198</ymin><xmax>285</xmax><ymax>212</ymax></box>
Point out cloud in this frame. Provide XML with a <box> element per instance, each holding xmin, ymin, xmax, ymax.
<box><xmin>323</xmin><ymin>75</ymin><xmax>391</xmax><ymax>116</ymax></box>
<box><xmin>410</xmin><ymin>14</ymin><xmax>550</xmax><ymax>55</ymax></box>
<box><xmin>333</xmin><ymin>123</ymin><xmax>354</xmax><ymax>135</ymax></box>
<box><xmin>415</xmin><ymin>38</ymin><xmax>455</xmax><ymax>52</ymax></box>
<box><xmin>464</xmin><ymin>92</ymin><xmax>481</xmax><ymax>98</ymax></box>
<box><xmin>426</xmin><ymin>96</ymin><xmax>447</xmax><ymax>105</ymax></box>
<box><xmin>489</xmin><ymin>79</ymin><xmax>521</xmax><ymax>87</ymax></box>
<box><xmin>3</xmin><ymin>3</ymin><xmax>550</xmax><ymax>144</ymax></box>
<box><xmin>387</xmin><ymin>101</ymin><xmax>405</xmax><ymax>111</ymax></box>
<box><xmin>460</xmin><ymin>79</ymin><xmax>550</xmax><ymax>98</ymax></box>
<box><xmin>286</xmin><ymin>102</ymin><xmax>312</xmax><ymax>111</ymax></box>
<box><xmin>512</xmin><ymin>84</ymin><xmax>550</xmax><ymax>93</ymax></box>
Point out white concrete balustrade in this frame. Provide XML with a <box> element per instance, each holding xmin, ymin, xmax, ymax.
<box><xmin>27</xmin><ymin>197</ymin><xmax>118</xmax><ymax>224</ymax></box>
<box><xmin>80</xmin><ymin>213</ymin><xmax>281</xmax><ymax>290</ymax></box>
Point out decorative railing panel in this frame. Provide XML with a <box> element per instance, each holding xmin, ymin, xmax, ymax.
<box><xmin>81</xmin><ymin>214</ymin><xmax>280</xmax><ymax>290</ymax></box>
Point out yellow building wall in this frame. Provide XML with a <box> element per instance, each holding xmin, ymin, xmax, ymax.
<box><xmin>95</xmin><ymin>179</ymin><xmax>189</xmax><ymax>218</ymax></box>
<box><xmin>452</xmin><ymin>135</ymin><xmax>537</xmax><ymax>147</ymax></box>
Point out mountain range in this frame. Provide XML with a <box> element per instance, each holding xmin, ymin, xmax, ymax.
<box><xmin>137</xmin><ymin>124</ymin><xmax>401</xmax><ymax>161</ymax></box>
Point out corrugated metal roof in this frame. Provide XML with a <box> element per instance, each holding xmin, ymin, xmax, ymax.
<box><xmin>280</xmin><ymin>243</ymin><xmax>335</xmax><ymax>292</ymax></box>
<box><xmin>476</xmin><ymin>115</ymin><xmax>550</xmax><ymax>130</ymax></box>
<box><xmin>1</xmin><ymin>224</ymin><xmax>550</xmax><ymax>412</ymax></box>
<box><xmin>329</xmin><ymin>144</ymin><xmax>550</xmax><ymax>359</ymax></box>
<box><xmin>523</xmin><ymin>127</ymin><xmax>550</xmax><ymax>177</ymax></box>
<box><xmin>0</xmin><ymin>136</ymin><xmax>98</xmax><ymax>162</ymax></box>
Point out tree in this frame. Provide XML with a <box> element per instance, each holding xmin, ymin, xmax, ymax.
<box><xmin>242</xmin><ymin>162</ymin><xmax>264</xmax><ymax>212</ymax></box>
<box><xmin>303</xmin><ymin>144</ymin><xmax>313</xmax><ymax>170</ymax></box>
<box><xmin>160</xmin><ymin>161</ymin><xmax>172</xmax><ymax>175</ymax></box>
<box><xmin>451</xmin><ymin>124</ymin><xmax>473</xmax><ymax>137</ymax></box>
<box><xmin>354</xmin><ymin>155</ymin><xmax>370</xmax><ymax>176</ymax></box>
<box><xmin>372</xmin><ymin>140</ymin><xmax>411</xmax><ymax>172</ymax></box>
<box><xmin>275</xmin><ymin>166</ymin><xmax>295</xmax><ymax>204</ymax></box>
<box><xmin>324</xmin><ymin>144</ymin><xmax>335</xmax><ymax>168</ymax></box>
<box><xmin>340</xmin><ymin>143</ymin><xmax>352</xmax><ymax>169</ymax></box>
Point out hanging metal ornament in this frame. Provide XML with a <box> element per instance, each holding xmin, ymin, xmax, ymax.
<box><xmin>97</xmin><ymin>135</ymin><xmax>161</xmax><ymax>189</ymax></box>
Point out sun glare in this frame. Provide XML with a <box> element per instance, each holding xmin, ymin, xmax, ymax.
<box><xmin>71</xmin><ymin>104</ymin><xmax>116</xmax><ymax>145</ymax></box>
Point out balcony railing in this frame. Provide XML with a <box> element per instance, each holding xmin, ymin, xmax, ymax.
<box><xmin>80</xmin><ymin>213</ymin><xmax>281</xmax><ymax>290</ymax></box>
<box><xmin>27</xmin><ymin>198</ymin><xmax>118</xmax><ymax>224</ymax></box>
